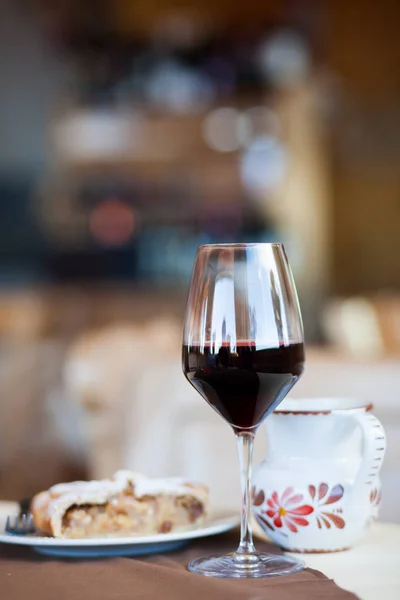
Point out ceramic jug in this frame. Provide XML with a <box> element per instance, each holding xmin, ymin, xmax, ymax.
<box><xmin>252</xmin><ymin>397</ymin><xmax>386</xmax><ymax>552</ymax></box>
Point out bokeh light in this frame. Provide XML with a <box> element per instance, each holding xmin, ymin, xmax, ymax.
<box><xmin>89</xmin><ymin>199</ymin><xmax>137</xmax><ymax>247</ymax></box>
<box><xmin>258</xmin><ymin>29</ymin><xmax>311</xmax><ymax>88</ymax></box>
<box><xmin>240</xmin><ymin>135</ymin><xmax>288</xmax><ymax>197</ymax></box>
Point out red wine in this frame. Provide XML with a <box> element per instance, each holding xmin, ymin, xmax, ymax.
<box><xmin>182</xmin><ymin>342</ymin><xmax>304</xmax><ymax>430</ymax></box>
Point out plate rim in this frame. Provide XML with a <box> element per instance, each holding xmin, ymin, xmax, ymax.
<box><xmin>0</xmin><ymin>508</ymin><xmax>239</xmax><ymax>547</ymax></box>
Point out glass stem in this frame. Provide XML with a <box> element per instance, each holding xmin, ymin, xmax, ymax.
<box><xmin>235</xmin><ymin>430</ymin><xmax>257</xmax><ymax>558</ymax></box>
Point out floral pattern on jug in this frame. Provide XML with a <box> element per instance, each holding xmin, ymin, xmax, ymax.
<box><xmin>252</xmin><ymin>483</ymin><xmax>346</xmax><ymax>535</ymax></box>
<box><xmin>260</xmin><ymin>488</ymin><xmax>313</xmax><ymax>533</ymax></box>
<box><xmin>252</xmin><ymin>397</ymin><xmax>386</xmax><ymax>552</ymax></box>
<box><xmin>369</xmin><ymin>480</ymin><xmax>382</xmax><ymax>521</ymax></box>
<box><xmin>309</xmin><ymin>483</ymin><xmax>345</xmax><ymax>530</ymax></box>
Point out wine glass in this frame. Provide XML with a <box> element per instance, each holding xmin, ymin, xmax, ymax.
<box><xmin>182</xmin><ymin>243</ymin><xmax>305</xmax><ymax>578</ymax></box>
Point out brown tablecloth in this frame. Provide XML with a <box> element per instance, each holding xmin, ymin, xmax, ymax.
<box><xmin>0</xmin><ymin>533</ymin><xmax>359</xmax><ymax>600</ymax></box>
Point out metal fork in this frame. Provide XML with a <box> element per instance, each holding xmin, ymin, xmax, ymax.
<box><xmin>5</xmin><ymin>513</ymin><xmax>35</xmax><ymax>535</ymax></box>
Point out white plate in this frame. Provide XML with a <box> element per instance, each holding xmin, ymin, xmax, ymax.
<box><xmin>0</xmin><ymin>509</ymin><xmax>239</xmax><ymax>557</ymax></box>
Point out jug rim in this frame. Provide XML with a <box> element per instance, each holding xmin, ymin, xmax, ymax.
<box><xmin>274</xmin><ymin>397</ymin><xmax>373</xmax><ymax>415</ymax></box>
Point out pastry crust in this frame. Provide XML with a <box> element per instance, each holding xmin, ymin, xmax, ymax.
<box><xmin>30</xmin><ymin>471</ymin><xmax>209</xmax><ymax>538</ymax></box>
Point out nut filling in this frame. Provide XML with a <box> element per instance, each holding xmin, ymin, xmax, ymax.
<box><xmin>61</xmin><ymin>493</ymin><xmax>205</xmax><ymax>538</ymax></box>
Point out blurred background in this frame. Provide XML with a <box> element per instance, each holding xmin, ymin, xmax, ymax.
<box><xmin>0</xmin><ymin>0</ymin><xmax>399</xmax><ymax>520</ymax></box>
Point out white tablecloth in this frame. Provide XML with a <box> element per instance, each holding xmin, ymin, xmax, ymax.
<box><xmin>289</xmin><ymin>522</ymin><xmax>400</xmax><ymax>600</ymax></box>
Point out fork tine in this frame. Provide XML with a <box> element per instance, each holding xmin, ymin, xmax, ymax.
<box><xmin>5</xmin><ymin>515</ymin><xmax>11</xmax><ymax>532</ymax></box>
<box><xmin>15</xmin><ymin>515</ymin><xmax>22</xmax><ymax>534</ymax></box>
<box><xmin>20</xmin><ymin>515</ymin><xmax>28</xmax><ymax>535</ymax></box>
<box><xmin>21</xmin><ymin>514</ymin><xmax>32</xmax><ymax>534</ymax></box>
<box><xmin>27</xmin><ymin>514</ymin><xmax>35</xmax><ymax>534</ymax></box>
<box><xmin>5</xmin><ymin>515</ymin><xmax>18</xmax><ymax>534</ymax></box>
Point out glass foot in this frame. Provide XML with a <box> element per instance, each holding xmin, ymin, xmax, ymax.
<box><xmin>188</xmin><ymin>551</ymin><xmax>304</xmax><ymax>578</ymax></box>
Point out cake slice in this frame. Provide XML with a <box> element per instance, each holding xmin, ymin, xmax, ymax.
<box><xmin>30</xmin><ymin>471</ymin><xmax>209</xmax><ymax>539</ymax></box>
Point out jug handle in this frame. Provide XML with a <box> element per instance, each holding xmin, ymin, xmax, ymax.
<box><xmin>351</xmin><ymin>411</ymin><xmax>386</xmax><ymax>497</ymax></box>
